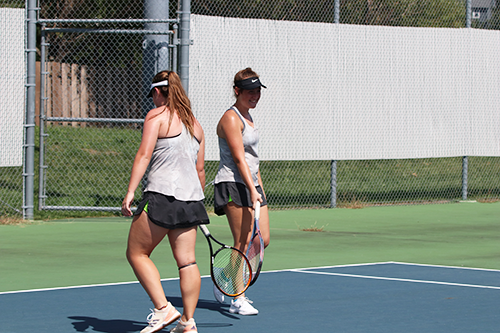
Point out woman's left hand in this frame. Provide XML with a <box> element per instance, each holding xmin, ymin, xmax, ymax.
<box><xmin>121</xmin><ymin>192</ymin><xmax>135</xmax><ymax>217</ymax></box>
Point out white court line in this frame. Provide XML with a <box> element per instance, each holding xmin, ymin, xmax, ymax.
<box><xmin>291</xmin><ymin>269</ymin><xmax>500</xmax><ymax>290</ymax></box>
<box><xmin>262</xmin><ymin>261</ymin><xmax>396</xmax><ymax>274</ymax></box>
<box><xmin>0</xmin><ymin>262</ymin><xmax>393</xmax><ymax>295</ymax></box>
<box><xmin>2</xmin><ymin>261</ymin><xmax>498</xmax><ymax>295</ymax></box>
<box><xmin>0</xmin><ymin>277</ymin><xmax>179</xmax><ymax>295</ymax></box>
<box><xmin>390</xmin><ymin>261</ymin><xmax>500</xmax><ymax>273</ymax></box>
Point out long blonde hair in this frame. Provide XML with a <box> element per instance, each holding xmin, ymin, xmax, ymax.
<box><xmin>151</xmin><ymin>70</ymin><xmax>195</xmax><ymax>137</ymax></box>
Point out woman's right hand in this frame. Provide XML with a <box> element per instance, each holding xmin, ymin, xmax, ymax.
<box><xmin>250</xmin><ymin>188</ymin><xmax>263</xmax><ymax>210</ymax></box>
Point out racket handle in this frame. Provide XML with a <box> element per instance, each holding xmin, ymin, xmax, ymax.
<box><xmin>199</xmin><ymin>224</ymin><xmax>210</xmax><ymax>236</ymax></box>
<box><xmin>254</xmin><ymin>201</ymin><xmax>260</xmax><ymax>219</ymax></box>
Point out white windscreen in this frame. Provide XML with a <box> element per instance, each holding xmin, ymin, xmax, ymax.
<box><xmin>190</xmin><ymin>15</ymin><xmax>500</xmax><ymax>161</ymax></box>
<box><xmin>0</xmin><ymin>8</ymin><xmax>25</xmax><ymax>167</ymax></box>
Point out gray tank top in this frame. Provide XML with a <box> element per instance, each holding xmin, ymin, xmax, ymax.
<box><xmin>145</xmin><ymin>124</ymin><xmax>205</xmax><ymax>201</ymax></box>
<box><xmin>215</xmin><ymin>106</ymin><xmax>260</xmax><ymax>186</ymax></box>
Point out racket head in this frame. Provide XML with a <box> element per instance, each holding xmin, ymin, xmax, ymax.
<box><xmin>212</xmin><ymin>246</ymin><xmax>252</xmax><ymax>297</ymax></box>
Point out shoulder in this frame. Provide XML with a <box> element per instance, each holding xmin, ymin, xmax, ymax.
<box><xmin>145</xmin><ymin>105</ymin><xmax>169</xmax><ymax>122</ymax></box>
<box><xmin>219</xmin><ymin>108</ymin><xmax>244</xmax><ymax>128</ymax></box>
<box><xmin>192</xmin><ymin>117</ymin><xmax>204</xmax><ymax>142</ymax></box>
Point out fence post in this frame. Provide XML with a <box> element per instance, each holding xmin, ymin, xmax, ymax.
<box><xmin>462</xmin><ymin>156</ymin><xmax>468</xmax><ymax>200</ymax></box>
<box><xmin>462</xmin><ymin>0</ymin><xmax>471</xmax><ymax>201</ymax></box>
<box><xmin>38</xmin><ymin>26</ymin><xmax>47</xmax><ymax>210</ymax></box>
<box><xmin>330</xmin><ymin>160</ymin><xmax>337</xmax><ymax>208</ymax></box>
<box><xmin>466</xmin><ymin>0</ymin><xmax>472</xmax><ymax>28</ymax></box>
<box><xmin>143</xmin><ymin>0</ymin><xmax>170</xmax><ymax>116</ymax></box>
<box><xmin>334</xmin><ymin>0</ymin><xmax>340</xmax><ymax>24</ymax></box>
<box><xmin>24</xmin><ymin>0</ymin><xmax>37</xmax><ymax>219</ymax></box>
<box><xmin>179</xmin><ymin>0</ymin><xmax>190</xmax><ymax>93</ymax></box>
<box><xmin>331</xmin><ymin>0</ymin><xmax>339</xmax><ymax>208</ymax></box>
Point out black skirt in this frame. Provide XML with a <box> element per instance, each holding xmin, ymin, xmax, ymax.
<box><xmin>134</xmin><ymin>191</ymin><xmax>209</xmax><ymax>229</ymax></box>
<box><xmin>214</xmin><ymin>182</ymin><xmax>267</xmax><ymax>216</ymax></box>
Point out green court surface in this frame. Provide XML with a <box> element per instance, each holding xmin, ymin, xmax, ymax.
<box><xmin>1</xmin><ymin>202</ymin><xmax>499</xmax><ymax>293</ymax></box>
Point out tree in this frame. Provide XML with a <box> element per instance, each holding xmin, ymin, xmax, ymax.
<box><xmin>191</xmin><ymin>0</ymin><xmax>467</xmax><ymax>28</ymax></box>
<box><xmin>340</xmin><ymin>0</ymin><xmax>466</xmax><ymax>27</ymax></box>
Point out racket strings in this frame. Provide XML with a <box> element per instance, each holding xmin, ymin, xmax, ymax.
<box><xmin>213</xmin><ymin>248</ymin><xmax>251</xmax><ymax>296</ymax></box>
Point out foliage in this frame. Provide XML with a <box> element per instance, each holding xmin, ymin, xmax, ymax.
<box><xmin>0</xmin><ymin>1</ymin><xmax>23</xmax><ymax>8</ymax></box>
<box><xmin>40</xmin><ymin>0</ymin><xmax>144</xmax><ymax>20</ymax></box>
<box><xmin>191</xmin><ymin>0</ymin><xmax>467</xmax><ymax>27</ymax></box>
<box><xmin>340</xmin><ymin>0</ymin><xmax>466</xmax><ymax>27</ymax></box>
<box><xmin>485</xmin><ymin>2</ymin><xmax>500</xmax><ymax>30</ymax></box>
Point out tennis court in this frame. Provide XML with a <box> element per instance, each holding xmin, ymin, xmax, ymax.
<box><xmin>1</xmin><ymin>202</ymin><xmax>499</xmax><ymax>332</ymax></box>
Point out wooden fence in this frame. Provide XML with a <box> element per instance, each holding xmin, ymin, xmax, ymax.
<box><xmin>37</xmin><ymin>61</ymin><xmax>95</xmax><ymax>127</ymax></box>
<box><xmin>36</xmin><ymin>61</ymin><xmax>143</xmax><ymax>127</ymax></box>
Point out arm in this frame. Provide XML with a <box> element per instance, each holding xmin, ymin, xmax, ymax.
<box><xmin>193</xmin><ymin>118</ymin><xmax>206</xmax><ymax>190</ymax></box>
<box><xmin>217</xmin><ymin>110</ymin><xmax>262</xmax><ymax>206</ymax></box>
<box><xmin>121</xmin><ymin>111</ymin><xmax>161</xmax><ymax>216</ymax></box>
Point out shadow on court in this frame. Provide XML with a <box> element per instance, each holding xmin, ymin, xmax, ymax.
<box><xmin>68</xmin><ymin>316</ymin><xmax>144</xmax><ymax>333</ymax></box>
<box><xmin>65</xmin><ymin>296</ymin><xmax>237</xmax><ymax>333</ymax></box>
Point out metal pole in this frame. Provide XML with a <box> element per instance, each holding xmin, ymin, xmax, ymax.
<box><xmin>172</xmin><ymin>23</ymin><xmax>178</xmax><ymax>74</ymax></box>
<box><xmin>179</xmin><ymin>0</ymin><xmax>190</xmax><ymax>93</ymax></box>
<box><xmin>330</xmin><ymin>160</ymin><xmax>337</xmax><ymax>208</ymax></box>
<box><xmin>334</xmin><ymin>0</ymin><xmax>340</xmax><ymax>24</ymax></box>
<box><xmin>143</xmin><ymin>0</ymin><xmax>170</xmax><ymax>115</ymax></box>
<box><xmin>39</xmin><ymin>26</ymin><xmax>47</xmax><ymax>210</ymax></box>
<box><xmin>24</xmin><ymin>0</ymin><xmax>37</xmax><ymax>219</ymax></box>
<box><xmin>332</xmin><ymin>0</ymin><xmax>339</xmax><ymax>208</ymax></box>
<box><xmin>463</xmin><ymin>0</ymin><xmax>471</xmax><ymax>201</ymax></box>
<box><xmin>466</xmin><ymin>0</ymin><xmax>472</xmax><ymax>28</ymax></box>
<box><xmin>462</xmin><ymin>156</ymin><xmax>468</xmax><ymax>200</ymax></box>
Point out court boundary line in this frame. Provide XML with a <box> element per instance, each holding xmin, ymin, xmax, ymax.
<box><xmin>0</xmin><ymin>277</ymin><xmax>177</xmax><ymax>295</ymax></box>
<box><xmin>291</xmin><ymin>262</ymin><xmax>500</xmax><ymax>290</ymax></box>
<box><xmin>2</xmin><ymin>261</ymin><xmax>498</xmax><ymax>295</ymax></box>
<box><xmin>0</xmin><ymin>262</ymin><xmax>392</xmax><ymax>295</ymax></box>
<box><xmin>389</xmin><ymin>261</ymin><xmax>500</xmax><ymax>273</ymax></box>
<box><xmin>287</xmin><ymin>261</ymin><xmax>500</xmax><ymax>273</ymax></box>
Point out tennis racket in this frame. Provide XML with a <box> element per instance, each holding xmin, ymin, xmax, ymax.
<box><xmin>199</xmin><ymin>224</ymin><xmax>252</xmax><ymax>297</ymax></box>
<box><xmin>246</xmin><ymin>201</ymin><xmax>265</xmax><ymax>286</ymax></box>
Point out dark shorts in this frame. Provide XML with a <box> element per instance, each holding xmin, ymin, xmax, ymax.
<box><xmin>134</xmin><ymin>191</ymin><xmax>209</xmax><ymax>229</ymax></box>
<box><xmin>214</xmin><ymin>182</ymin><xmax>267</xmax><ymax>216</ymax></box>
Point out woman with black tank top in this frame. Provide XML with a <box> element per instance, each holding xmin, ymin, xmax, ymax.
<box><xmin>213</xmin><ymin>68</ymin><xmax>271</xmax><ymax>315</ymax></box>
<box><xmin>121</xmin><ymin>71</ymin><xmax>208</xmax><ymax>333</ymax></box>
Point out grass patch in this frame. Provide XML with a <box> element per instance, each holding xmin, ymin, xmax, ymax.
<box><xmin>1</xmin><ymin>125</ymin><xmax>500</xmax><ymax>220</ymax></box>
<box><xmin>296</xmin><ymin>221</ymin><xmax>328</xmax><ymax>232</ymax></box>
<box><xmin>0</xmin><ymin>216</ymin><xmax>27</xmax><ymax>225</ymax></box>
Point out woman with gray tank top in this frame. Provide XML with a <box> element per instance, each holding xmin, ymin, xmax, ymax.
<box><xmin>121</xmin><ymin>70</ymin><xmax>208</xmax><ymax>333</ymax></box>
<box><xmin>213</xmin><ymin>68</ymin><xmax>271</xmax><ymax>315</ymax></box>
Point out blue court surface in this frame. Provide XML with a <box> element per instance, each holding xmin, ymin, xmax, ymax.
<box><xmin>1</xmin><ymin>262</ymin><xmax>499</xmax><ymax>333</ymax></box>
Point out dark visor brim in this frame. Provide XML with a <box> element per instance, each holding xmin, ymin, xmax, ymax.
<box><xmin>234</xmin><ymin>77</ymin><xmax>267</xmax><ymax>90</ymax></box>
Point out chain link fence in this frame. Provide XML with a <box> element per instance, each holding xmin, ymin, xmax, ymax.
<box><xmin>0</xmin><ymin>0</ymin><xmax>25</xmax><ymax>218</ymax></box>
<box><xmin>192</xmin><ymin>0</ymin><xmax>499</xmax><ymax>28</ymax></box>
<box><xmin>1</xmin><ymin>0</ymin><xmax>499</xmax><ymax>219</ymax></box>
<box><xmin>192</xmin><ymin>0</ymin><xmax>500</xmax><ymax>210</ymax></box>
<box><xmin>37</xmin><ymin>1</ymin><xmax>180</xmax><ymax>212</ymax></box>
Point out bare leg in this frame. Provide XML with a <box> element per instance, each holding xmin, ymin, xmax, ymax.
<box><xmin>225</xmin><ymin>201</ymin><xmax>271</xmax><ymax>251</ymax></box>
<box><xmin>169</xmin><ymin>226</ymin><xmax>200</xmax><ymax>322</ymax></box>
<box><xmin>224</xmin><ymin>202</ymin><xmax>253</xmax><ymax>253</ymax></box>
<box><xmin>126</xmin><ymin>212</ymin><xmax>169</xmax><ymax>309</ymax></box>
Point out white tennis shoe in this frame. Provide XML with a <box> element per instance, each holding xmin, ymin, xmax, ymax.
<box><xmin>170</xmin><ymin>318</ymin><xmax>197</xmax><ymax>333</ymax></box>
<box><xmin>213</xmin><ymin>283</ymin><xmax>225</xmax><ymax>303</ymax></box>
<box><xmin>229</xmin><ymin>297</ymin><xmax>259</xmax><ymax>315</ymax></box>
<box><xmin>140</xmin><ymin>303</ymin><xmax>181</xmax><ymax>333</ymax></box>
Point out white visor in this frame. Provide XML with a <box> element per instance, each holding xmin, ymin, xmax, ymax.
<box><xmin>148</xmin><ymin>80</ymin><xmax>169</xmax><ymax>97</ymax></box>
